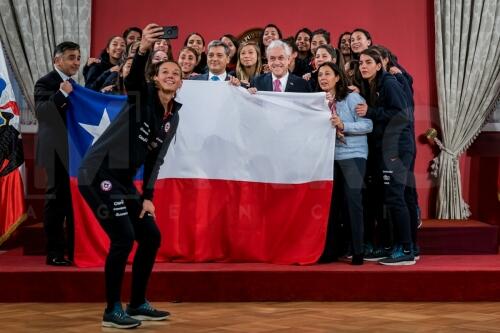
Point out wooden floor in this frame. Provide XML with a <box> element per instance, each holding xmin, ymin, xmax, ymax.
<box><xmin>2</xmin><ymin>302</ymin><xmax>500</xmax><ymax>332</ymax></box>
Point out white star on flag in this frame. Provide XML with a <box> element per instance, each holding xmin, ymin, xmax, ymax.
<box><xmin>79</xmin><ymin>108</ymin><xmax>111</xmax><ymax>145</ymax></box>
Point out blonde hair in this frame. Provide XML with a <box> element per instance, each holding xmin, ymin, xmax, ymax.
<box><xmin>235</xmin><ymin>42</ymin><xmax>262</xmax><ymax>82</ymax></box>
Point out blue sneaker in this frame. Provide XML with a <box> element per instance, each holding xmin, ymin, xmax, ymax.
<box><xmin>126</xmin><ymin>301</ymin><xmax>170</xmax><ymax>321</ymax></box>
<box><xmin>102</xmin><ymin>303</ymin><xmax>141</xmax><ymax>329</ymax></box>
<box><xmin>363</xmin><ymin>243</ymin><xmax>374</xmax><ymax>256</ymax></box>
<box><xmin>379</xmin><ymin>245</ymin><xmax>416</xmax><ymax>266</ymax></box>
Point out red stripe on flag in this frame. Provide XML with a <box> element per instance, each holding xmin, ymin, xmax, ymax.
<box><xmin>71</xmin><ymin>178</ymin><xmax>333</xmax><ymax>267</ymax></box>
<box><xmin>0</xmin><ymin>101</ymin><xmax>20</xmax><ymax>116</ymax></box>
<box><xmin>0</xmin><ymin>168</ymin><xmax>26</xmax><ymax>245</ymax></box>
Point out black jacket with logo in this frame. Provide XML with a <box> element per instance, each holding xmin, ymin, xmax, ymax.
<box><xmin>79</xmin><ymin>51</ymin><xmax>181</xmax><ymax>200</ymax></box>
<box><xmin>365</xmin><ymin>71</ymin><xmax>414</xmax><ymax>157</ymax></box>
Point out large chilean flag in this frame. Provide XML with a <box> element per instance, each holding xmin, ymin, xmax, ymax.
<box><xmin>68</xmin><ymin>81</ymin><xmax>334</xmax><ymax>267</ymax></box>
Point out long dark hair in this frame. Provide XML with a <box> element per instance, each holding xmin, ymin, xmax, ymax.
<box><xmin>370</xmin><ymin>45</ymin><xmax>393</xmax><ymax>70</ymax></box>
<box><xmin>260</xmin><ymin>24</ymin><xmax>283</xmax><ymax>59</ymax></box>
<box><xmin>221</xmin><ymin>34</ymin><xmax>240</xmax><ymax>65</ymax></box>
<box><xmin>99</xmin><ymin>36</ymin><xmax>125</xmax><ymax>64</ymax></box>
<box><xmin>315</xmin><ymin>44</ymin><xmax>345</xmax><ymax>73</ymax></box>
<box><xmin>183</xmin><ymin>32</ymin><xmax>206</xmax><ymax>48</ymax></box>
<box><xmin>122</xmin><ymin>26</ymin><xmax>142</xmax><ymax>40</ymax></box>
<box><xmin>337</xmin><ymin>31</ymin><xmax>351</xmax><ymax>50</ymax></box>
<box><xmin>312</xmin><ymin>29</ymin><xmax>331</xmax><ymax>44</ymax></box>
<box><xmin>145</xmin><ymin>50</ymin><xmax>169</xmax><ymax>82</ymax></box>
<box><xmin>359</xmin><ymin>48</ymin><xmax>384</xmax><ymax>107</ymax></box>
<box><xmin>350</xmin><ymin>28</ymin><xmax>373</xmax><ymax>59</ymax></box>
<box><xmin>317</xmin><ymin>62</ymin><xmax>350</xmax><ymax>101</ymax></box>
<box><xmin>294</xmin><ymin>27</ymin><xmax>312</xmax><ymax>41</ymax></box>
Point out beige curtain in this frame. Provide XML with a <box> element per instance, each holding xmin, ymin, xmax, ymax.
<box><xmin>0</xmin><ymin>0</ymin><xmax>91</xmax><ymax>123</ymax></box>
<box><xmin>434</xmin><ymin>0</ymin><xmax>500</xmax><ymax>219</ymax></box>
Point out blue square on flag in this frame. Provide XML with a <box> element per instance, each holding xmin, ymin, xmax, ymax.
<box><xmin>67</xmin><ymin>84</ymin><xmax>147</xmax><ymax>180</ymax></box>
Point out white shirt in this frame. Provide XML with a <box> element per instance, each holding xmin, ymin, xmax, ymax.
<box><xmin>208</xmin><ymin>71</ymin><xmax>227</xmax><ymax>81</ymax></box>
<box><xmin>271</xmin><ymin>72</ymin><xmax>289</xmax><ymax>92</ymax></box>
<box><xmin>55</xmin><ymin>66</ymin><xmax>72</xmax><ymax>97</ymax></box>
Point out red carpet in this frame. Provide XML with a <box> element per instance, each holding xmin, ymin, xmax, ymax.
<box><xmin>1</xmin><ymin>248</ymin><xmax>500</xmax><ymax>302</ymax></box>
<box><xmin>20</xmin><ymin>219</ymin><xmax>500</xmax><ymax>256</ymax></box>
<box><xmin>419</xmin><ymin>220</ymin><xmax>499</xmax><ymax>254</ymax></box>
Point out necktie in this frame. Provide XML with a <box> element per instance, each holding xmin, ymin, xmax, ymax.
<box><xmin>211</xmin><ymin>76</ymin><xmax>220</xmax><ymax>81</ymax></box>
<box><xmin>273</xmin><ymin>79</ymin><xmax>282</xmax><ymax>92</ymax></box>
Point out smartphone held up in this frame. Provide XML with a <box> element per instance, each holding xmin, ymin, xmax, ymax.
<box><xmin>161</xmin><ymin>26</ymin><xmax>178</xmax><ymax>39</ymax></box>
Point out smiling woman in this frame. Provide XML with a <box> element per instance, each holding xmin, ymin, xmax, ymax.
<box><xmin>84</xmin><ymin>36</ymin><xmax>126</xmax><ymax>91</ymax></box>
<box><xmin>357</xmin><ymin>47</ymin><xmax>417</xmax><ymax>266</ymax></box>
<box><xmin>77</xmin><ymin>23</ymin><xmax>183</xmax><ymax>329</ymax></box>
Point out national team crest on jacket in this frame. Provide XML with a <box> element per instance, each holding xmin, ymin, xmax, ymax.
<box><xmin>164</xmin><ymin>122</ymin><xmax>170</xmax><ymax>133</ymax></box>
<box><xmin>100</xmin><ymin>180</ymin><xmax>112</xmax><ymax>192</ymax></box>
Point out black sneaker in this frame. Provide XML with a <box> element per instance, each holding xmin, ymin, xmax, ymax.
<box><xmin>102</xmin><ymin>303</ymin><xmax>141</xmax><ymax>329</ymax></box>
<box><xmin>364</xmin><ymin>247</ymin><xmax>391</xmax><ymax>262</ymax></box>
<box><xmin>351</xmin><ymin>254</ymin><xmax>364</xmax><ymax>265</ymax></box>
<box><xmin>126</xmin><ymin>301</ymin><xmax>170</xmax><ymax>321</ymax></box>
<box><xmin>379</xmin><ymin>245</ymin><xmax>416</xmax><ymax>266</ymax></box>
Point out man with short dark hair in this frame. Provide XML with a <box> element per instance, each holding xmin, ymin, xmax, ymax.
<box><xmin>191</xmin><ymin>40</ymin><xmax>239</xmax><ymax>84</ymax></box>
<box><xmin>250</xmin><ymin>40</ymin><xmax>311</xmax><ymax>93</ymax></box>
<box><xmin>34</xmin><ymin>41</ymin><xmax>81</xmax><ymax>266</ymax></box>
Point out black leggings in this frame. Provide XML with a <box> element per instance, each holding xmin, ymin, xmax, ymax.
<box><xmin>78</xmin><ymin>170</ymin><xmax>161</xmax><ymax>310</ymax></box>
<box><xmin>380</xmin><ymin>153</ymin><xmax>413</xmax><ymax>248</ymax></box>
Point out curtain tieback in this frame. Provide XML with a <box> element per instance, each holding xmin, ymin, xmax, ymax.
<box><xmin>429</xmin><ymin>136</ymin><xmax>459</xmax><ymax>179</ymax></box>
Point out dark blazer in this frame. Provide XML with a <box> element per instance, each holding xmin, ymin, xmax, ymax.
<box><xmin>250</xmin><ymin>72</ymin><xmax>311</xmax><ymax>92</ymax></box>
<box><xmin>34</xmin><ymin>70</ymin><xmax>69</xmax><ymax>168</ymax></box>
<box><xmin>189</xmin><ymin>72</ymin><xmax>231</xmax><ymax>81</ymax></box>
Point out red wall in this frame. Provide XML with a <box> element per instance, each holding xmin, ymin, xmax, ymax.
<box><xmin>91</xmin><ymin>0</ymin><xmax>439</xmax><ymax>218</ymax></box>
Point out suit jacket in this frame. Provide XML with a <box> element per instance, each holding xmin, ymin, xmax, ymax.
<box><xmin>34</xmin><ymin>70</ymin><xmax>70</xmax><ymax>168</ymax></box>
<box><xmin>250</xmin><ymin>72</ymin><xmax>312</xmax><ymax>93</ymax></box>
<box><xmin>189</xmin><ymin>72</ymin><xmax>230</xmax><ymax>81</ymax></box>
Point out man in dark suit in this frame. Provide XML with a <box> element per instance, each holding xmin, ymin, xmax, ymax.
<box><xmin>250</xmin><ymin>40</ymin><xmax>311</xmax><ymax>93</ymax></box>
<box><xmin>34</xmin><ymin>41</ymin><xmax>81</xmax><ymax>266</ymax></box>
<box><xmin>190</xmin><ymin>40</ymin><xmax>239</xmax><ymax>85</ymax></box>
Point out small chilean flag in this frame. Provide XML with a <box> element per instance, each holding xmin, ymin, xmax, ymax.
<box><xmin>0</xmin><ymin>38</ymin><xmax>26</xmax><ymax>246</ymax></box>
<box><xmin>68</xmin><ymin>81</ymin><xmax>335</xmax><ymax>267</ymax></box>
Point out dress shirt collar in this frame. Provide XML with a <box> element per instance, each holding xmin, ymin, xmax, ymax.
<box><xmin>208</xmin><ymin>71</ymin><xmax>227</xmax><ymax>81</ymax></box>
<box><xmin>54</xmin><ymin>66</ymin><xmax>72</xmax><ymax>81</ymax></box>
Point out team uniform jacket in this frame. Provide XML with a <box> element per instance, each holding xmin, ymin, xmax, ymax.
<box><xmin>79</xmin><ymin>51</ymin><xmax>181</xmax><ymax>200</ymax></box>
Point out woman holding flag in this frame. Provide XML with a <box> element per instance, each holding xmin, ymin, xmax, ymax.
<box><xmin>318</xmin><ymin>62</ymin><xmax>372</xmax><ymax>265</ymax></box>
<box><xmin>78</xmin><ymin>23</ymin><xmax>183</xmax><ymax>329</ymax></box>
